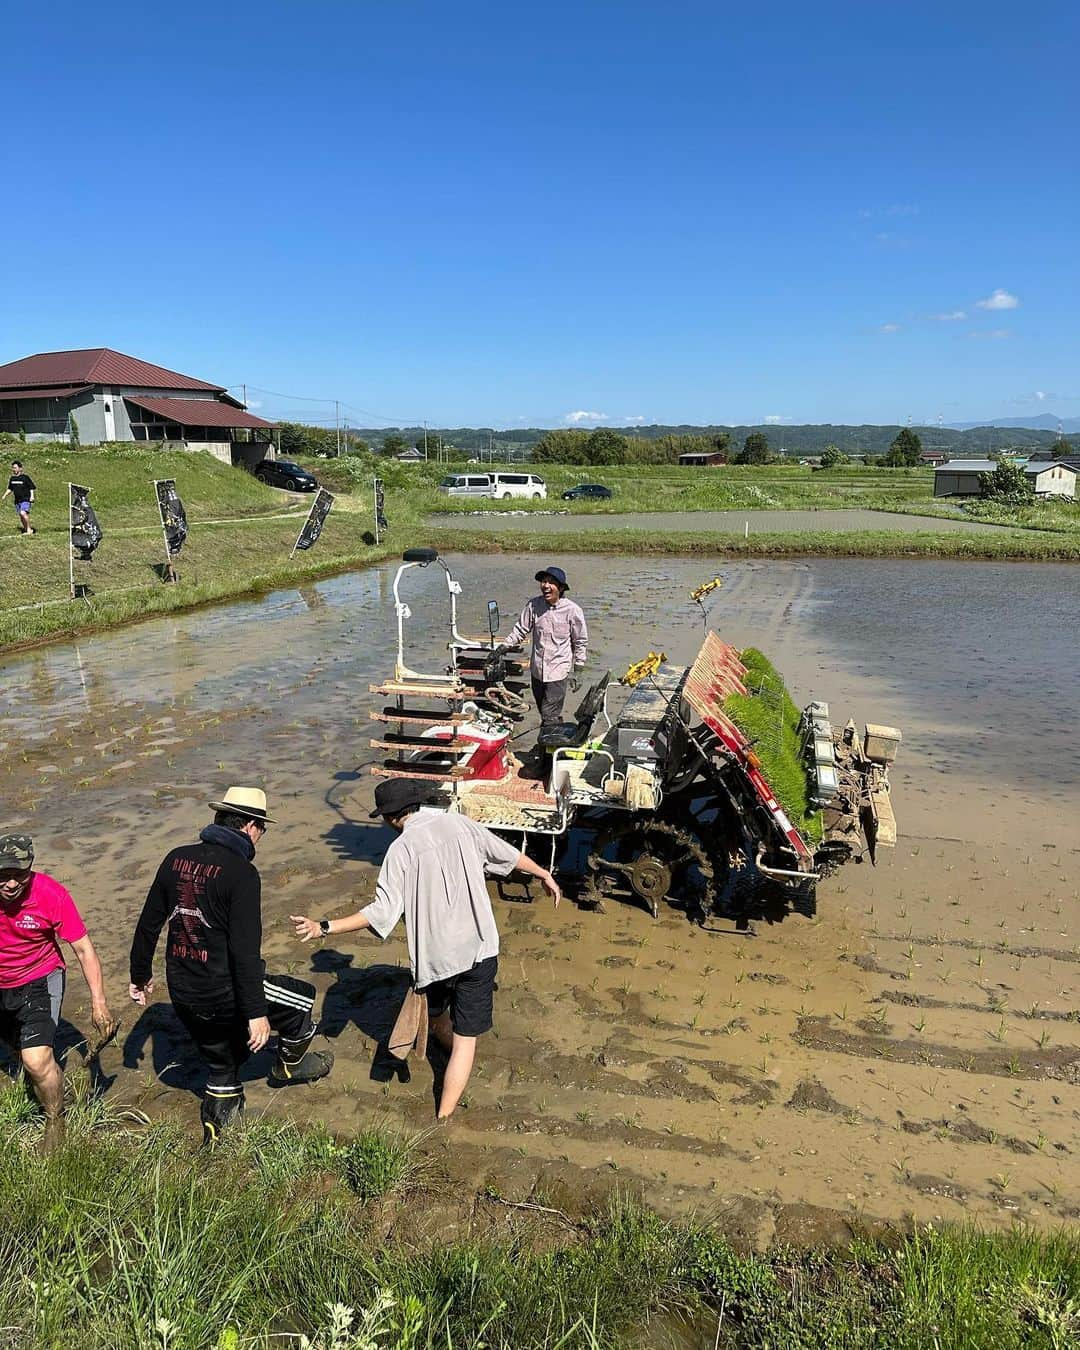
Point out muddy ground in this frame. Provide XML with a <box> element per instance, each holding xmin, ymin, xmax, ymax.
<box><xmin>1</xmin><ymin>554</ymin><xmax>1077</xmax><ymax>1248</ymax></box>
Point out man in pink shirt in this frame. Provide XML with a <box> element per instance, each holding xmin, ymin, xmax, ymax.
<box><xmin>0</xmin><ymin>833</ymin><xmax>117</xmax><ymax>1151</ymax></box>
<box><xmin>502</xmin><ymin>565</ymin><xmax>588</xmax><ymax>743</ymax></box>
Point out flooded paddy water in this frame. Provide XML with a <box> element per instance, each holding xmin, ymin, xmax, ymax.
<box><xmin>1</xmin><ymin>553</ymin><xmax>1077</xmax><ymax>1246</ymax></box>
<box><xmin>430</xmin><ymin>507</ymin><xmax>1013</xmax><ymax>534</ymax></box>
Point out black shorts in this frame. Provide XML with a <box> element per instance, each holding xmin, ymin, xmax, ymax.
<box><xmin>0</xmin><ymin>969</ymin><xmax>65</xmax><ymax>1051</ymax></box>
<box><xmin>423</xmin><ymin>955</ymin><xmax>497</xmax><ymax>1037</ymax></box>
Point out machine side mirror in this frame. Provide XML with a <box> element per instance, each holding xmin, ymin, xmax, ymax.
<box><xmin>402</xmin><ymin>547</ymin><xmax>439</xmax><ymax>565</ymax></box>
<box><xmin>487</xmin><ymin>600</ymin><xmax>500</xmax><ymax>635</ymax></box>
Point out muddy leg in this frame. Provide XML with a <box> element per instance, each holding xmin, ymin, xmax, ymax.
<box><xmin>22</xmin><ymin>1046</ymin><xmax>64</xmax><ymax>1152</ymax></box>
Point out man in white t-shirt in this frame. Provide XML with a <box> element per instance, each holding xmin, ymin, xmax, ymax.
<box><xmin>292</xmin><ymin>779</ymin><xmax>560</xmax><ymax>1118</ymax></box>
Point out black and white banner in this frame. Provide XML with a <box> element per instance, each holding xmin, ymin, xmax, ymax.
<box><xmin>291</xmin><ymin>487</ymin><xmax>334</xmax><ymax>556</ymax></box>
<box><xmin>69</xmin><ymin>483</ymin><xmax>103</xmax><ymax>561</ymax></box>
<box><xmin>155</xmin><ymin>479</ymin><xmax>188</xmax><ymax>557</ymax></box>
<box><xmin>374</xmin><ymin>477</ymin><xmax>387</xmax><ymax>542</ymax></box>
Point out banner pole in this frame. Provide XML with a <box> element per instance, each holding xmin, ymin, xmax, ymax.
<box><xmin>68</xmin><ymin>482</ymin><xmax>75</xmax><ymax>599</ymax></box>
<box><xmin>153</xmin><ymin>479</ymin><xmax>177</xmax><ymax>582</ymax></box>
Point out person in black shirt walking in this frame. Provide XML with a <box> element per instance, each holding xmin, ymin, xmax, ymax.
<box><xmin>2</xmin><ymin>461</ymin><xmax>36</xmax><ymax>535</ymax></box>
<box><xmin>129</xmin><ymin>786</ymin><xmax>332</xmax><ymax>1144</ymax></box>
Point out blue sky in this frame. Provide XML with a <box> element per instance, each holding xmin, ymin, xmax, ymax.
<box><xmin>4</xmin><ymin>2</ymin><xmax>1077</xmax><ymax>429</ymax></box>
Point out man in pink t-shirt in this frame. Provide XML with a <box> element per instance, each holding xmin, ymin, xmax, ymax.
<box><xmin>0</xmin><ymin>833</ymin><xmax>117</xmax><ymax>1152</ymax></box>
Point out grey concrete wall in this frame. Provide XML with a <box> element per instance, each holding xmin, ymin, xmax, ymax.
<box><xmin>0</xmin><ymin>391</ymin><xmax>101</xmax><ymax>442</ymax></box>
<box><xmin>74</xmin><ymin>392</ymin><xmax>108</xmax><ymax>443</ymax></box>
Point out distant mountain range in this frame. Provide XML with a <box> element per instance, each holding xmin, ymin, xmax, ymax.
<box><xmin>347</xmin><ymin>422</ymin><xmax>1069</xmax><ymax>456</ymax></box>
<box><xmin>946</xmin><ymin>414</ymin><xmax>1080</xmax><ymax>433</ymax></box>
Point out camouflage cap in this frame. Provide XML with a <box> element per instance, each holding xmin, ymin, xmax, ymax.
<box><xmin>0</xmin><ymin>834</ymin><xmax>34</xmax><ymax>871</ymax></box>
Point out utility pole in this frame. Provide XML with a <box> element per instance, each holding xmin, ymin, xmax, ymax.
<box><xmin>241</xmin><ymin>383</ymin><xmax>247</xmax><ymax>408</ymax></box>
<box><xmin>335</xmin><ymin>401</ymin><xmax>341</xmax><ymax>457</ymax></box>
<box><xmin>423</xmin><ymin>421</ymin><xmax>428</xmax><ymax>460</ymax></box>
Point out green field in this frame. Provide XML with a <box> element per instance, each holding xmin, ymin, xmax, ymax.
<box><xmin>421</xmin><ymin>462</ymin><xmax>942</xmax><ymax>515</ymax></box>
<box><xmin>2</xmin><ymin>1080</ymin><xmax>1078</xmax><ymax>1349</ymax></box>
<box><xmin>1</xmin><ymin>447</ymin><xmax>1077</xmax><ymax>652</ymax></box>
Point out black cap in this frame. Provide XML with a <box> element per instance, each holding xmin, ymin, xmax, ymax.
<box><xmin>535</xmin><ymin>565</ymin><xmax>569</xmax><ymax>591</ymax></box>
<box><xmin>369</xmin><ymin>779</ymin><xmax>436</xmax><ymax>818</ymax></box>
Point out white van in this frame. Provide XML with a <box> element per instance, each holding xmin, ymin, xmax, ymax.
<box><xmin>437</xmin><ymin>473</ymin><xmax>493</xmax><ymax>497</ymax></box>
<box><xmin>489</xmin><ymin>472</ymin><xmax>547</xmax><ymax>500</ymax></box>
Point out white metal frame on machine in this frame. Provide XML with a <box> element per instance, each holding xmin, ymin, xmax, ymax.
<box><xmin>392</xmin><ymin>553</ymin><xmax>471</xmax><ymax>683</ymax></box>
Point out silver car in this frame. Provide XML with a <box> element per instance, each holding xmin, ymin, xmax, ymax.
<box><xmin>437</xmin><ymin>473</ymin><xmax>493</xmax><ymax>497</ymax></box>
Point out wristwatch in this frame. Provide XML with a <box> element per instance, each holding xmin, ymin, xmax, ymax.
<box><xmin>318</xmin><ymin>918</ymin><xmax>331</xmax><ymax>936</ymax></box>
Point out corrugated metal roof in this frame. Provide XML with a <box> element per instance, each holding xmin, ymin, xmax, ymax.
<box><xmin>933</xmin><ymin>459</ymin><xmax>997</xmax><ymax>473</ymax></box>
<box><xmin>0</xmin><ymin>348</ymin><xmax>223</xmax><ymax>392</ymax></box>
<box><xmin>125</xmin><ymin>396</ymin><xmax>274</xmax><ymax>429</ymax></box>
<box><xmin>1024</xmin><ymin>460</ymin><xmax>1076</xmax><ymax>476</ymax></box>
<box><xmin>0</xmin><ymin>384</ymin><xmax>93</xmax><ymax>401</ymax></box>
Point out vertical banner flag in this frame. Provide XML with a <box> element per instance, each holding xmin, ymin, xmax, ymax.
<box><xmin>290</xmin><ymin>487</ymin><xmax>334</xmax><ymax>557</ymax></box>
<box><xmin>373</xmin><ymin>477</ymin><xmax>387</xmax><ymax>543</ymax></box>
<box><xmin>154</xmin><ymin>479</ymin><xmax>189</xmax><ymax>558</ymax></box>
<box><xmin>69</xmin><ymin>482</ymin><xmax>104</xmax><ymax>598</ymax></box>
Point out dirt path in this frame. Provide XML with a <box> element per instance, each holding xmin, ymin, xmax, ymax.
<box><xmin>1</xmin><ymin>554</ymin><xmax>1076</xmax><ymax>1245</ymax></box>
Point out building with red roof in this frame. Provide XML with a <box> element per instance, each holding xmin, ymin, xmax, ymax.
<box><xmin>0</xmin><ymin>348</ymin><xmax>276</xmax><ymax>466</ymax></box>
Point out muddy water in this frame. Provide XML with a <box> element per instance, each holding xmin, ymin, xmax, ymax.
<box><xmin>430</xmin><ymin>508</ymin><xmax>1014</xmax><ymax>534</ymax></box>
<box><xmin>1</xmin><ymin>555</ymin><xmax>1077</xmax><ymax>1244</ymax></box>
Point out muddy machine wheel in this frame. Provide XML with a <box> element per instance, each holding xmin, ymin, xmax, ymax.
<box><xmin>581</xmin><ymin>818</ymin><xmax>726</xmax><ymax>919</ymax></box>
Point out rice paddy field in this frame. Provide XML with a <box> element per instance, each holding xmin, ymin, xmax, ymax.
<box><xmin>1</xmin><ymin>451</ymin><xmax>1078</xmax><ymax>1345</ymax></box>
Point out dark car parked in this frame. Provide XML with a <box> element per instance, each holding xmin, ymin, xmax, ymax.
<box><xmin>254</xmin><ymin>459</ymin><xmax>318</xmax><ymax>492</ymax></box>
<box><xmin>561</xmin><ymin>483</ymin><xmax>613</xmax><ymax>501</ymax></box>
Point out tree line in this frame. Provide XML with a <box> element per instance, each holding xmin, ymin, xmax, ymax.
<box><xmin>276</xmin><ymin>420</ymin><xmax>1074</xmax><ymax>467</ymax></box>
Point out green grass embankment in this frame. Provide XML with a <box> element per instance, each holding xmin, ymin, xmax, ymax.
<box><xmin>3</xmin><ymin>1082</ymin><xmax>1078</xmax><ymax>1348</ymax></box>
<box><xmin>0</xmin><ymin>446</ymin><xmax>416</xmax><ymax>650</ymax></box>
<box><xmin>723</xmin><ymin>647</ymin><xmax>820</xmax><ymax>842</ymax></box>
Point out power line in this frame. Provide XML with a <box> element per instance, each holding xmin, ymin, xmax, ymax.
<box><xmin>226</xmin><ymin>383</ymin><xmax>424</xmax><ymax>426</ymax></box>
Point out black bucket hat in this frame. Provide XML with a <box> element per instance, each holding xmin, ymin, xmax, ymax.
<box><xmin>535</xmin><ymin>565</ymin><xmax>569</xmax><ymax>591</ymax></box>
<box><xmin>370</xmin><ymin>779</ymin><xmax>436</xmax><ymax>818</ymax></box>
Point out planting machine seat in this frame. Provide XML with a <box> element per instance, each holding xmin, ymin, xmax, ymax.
<box><xmin>370</xmin><ymin>550</ymin><xmax>900</xmax><ymax>926</ymax></box>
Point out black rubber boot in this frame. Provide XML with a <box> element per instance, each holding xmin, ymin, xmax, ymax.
<box><xmin>201</xmin><ymin>1084</ymin><xmax>244</xmax><ymax>1147</ymax></box>
<box><xmin>268</xmin><ymin>1048</ymin><xmax>334</xmax><ymax>1088</ymax></box>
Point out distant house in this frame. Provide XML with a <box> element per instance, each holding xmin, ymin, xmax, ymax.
<box><xmin>1023</xmin><ymin>461</ymin><xmax>1076</xmax><ymax>498</ymax></box>
<box><xmin>932</xmin><ymin>459</ymin><xmax>998</xmax><ymax>497</ymax></box>
<box><xmin>395</xmin><ymin>447</ymin><xmax>425</xmax><ymax>462</ymax></box>
<box><xmin>678</xmin><ymin>451</ymin><xmax>726</xmax><ymax>467</ymax></box>
<box><xmin>919</xmin><ymin>449</ymin><xmax>949</xmax><ymax>466</ymax></box>
<box><xmin>0</xmin><ymin>347</ymin><xmax>275</xmax><ymax>467</ymax></box>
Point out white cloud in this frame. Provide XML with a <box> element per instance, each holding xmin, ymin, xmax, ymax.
<box><xmin>246</xmin><ymin>398</ymin><xmax>263</xmax><ymax>409</ymax></box>
<box><xmin>968</xmin><ymin>328</ymin><xmax>1011</xmax><ymax>340</ymax></box>
<box><xmin>563</xmin><ymin>410</ymin><xmax>608</xmax><ymax>425</ymax></box>
<box><xmin>931</xmin><ymin>310</ymin><xmax>967</xmax><ymax>321</ymax></box>
<box><xmin>763</xmin><ymin>414</ymin><xmax>788</xmax><ymax>424</ymax></box>
<box><xmin>877</xmin><ymin>323</ymin><xmax>901</xmax><ymax>334</ymax></box>
<box><xmin>621</xmin><ymin>414</ymin><xmax>646</xmax><ymax>425</ymax></box>
<box><xmin>1035</xmin><ymin>390</ymin><xmax>1047</xmax><ymax>401</ymax></box>
<box><xmin>976</xmin><ymin>288</ymin><xmax>1019</xmax><ymax>311</ymax></box>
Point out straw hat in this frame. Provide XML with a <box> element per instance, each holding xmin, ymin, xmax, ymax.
<box><xmin>207</xmin><ymin>786</ymin><xmax>274</xmax><ymax>823</ymax></box>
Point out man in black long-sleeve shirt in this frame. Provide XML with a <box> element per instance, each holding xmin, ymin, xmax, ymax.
<box><xmin>129</xmin><ymin>786</ymin><xmax>332</xmax><ymax>1143</ymax></box>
